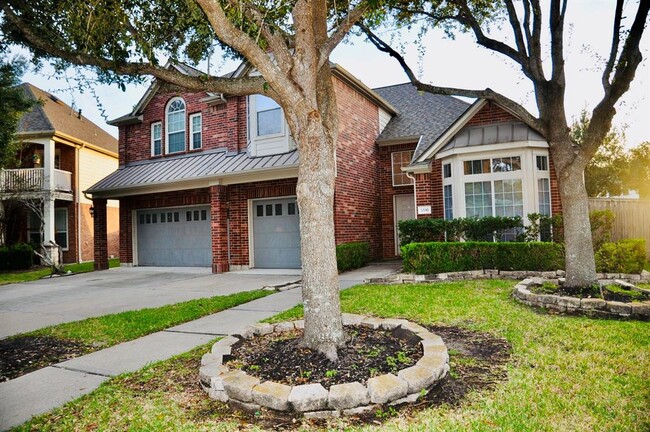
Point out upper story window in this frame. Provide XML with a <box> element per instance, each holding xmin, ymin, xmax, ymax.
<box><xmin>536</xmin><ymin>155</ymin><xmax>549</xmax><ymax>171</ymax></box>
<box><xmin>392</xmin><ymin>150</ymin><xmax>414</xmax><ymax>186</ymax></box>
<box><xmin>190</xmin><ymin>113</ymin><xmax>202</xmax><ymax>150</ymax></box>
<box><xmin>166</xmin><ymin>98</ymin><xmax>186</xmax><ymax>153</ymax></box>
<box><xmin>464</xmin><ymin>159</ymin><xmax>491</xmax><ymax>175</ymax></box>
<box><xmin>255</xmin><ymin>95</ymin><xmax>283</xmax><ymax>137</ymax></box>
<box><xmin>443</xmin><ymin>163</ymin><xmax>452</xmax><ymax>178</ymax></box>
<box><xmin>151</xmin><ymin>122</ymin><xmax>162</xmax><ymax>156</ymax></box>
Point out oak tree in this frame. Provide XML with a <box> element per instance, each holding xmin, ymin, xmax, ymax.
<box><xmin>361</xmin><ymin>0</ymin><xmax>649</xmax><ymax>287</ymax></box>
<box><xmin>1</xmin><ymin>0</ymin><xmax>377</xmax><ymax>360</ymax></box>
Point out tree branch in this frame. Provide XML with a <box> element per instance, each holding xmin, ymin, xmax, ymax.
<box><xmin>2</xmin><ymin>3</ymin><xmax>266</xmax><ymax>95</ymax></box>
<box><xmin>601</xmin><ymin>0</ymin><xmax>624</xmax><ymax>91</ymax></box>
<box><xmin>358</xmin><ymin>22</ymin><xmax>546</xmax><ymax>137</ymax></box>
<box><xmin>503</xmin><ymin>0</ymin><xmax>528</xmax><ymax>57</ymax></box>
<box><xmin>319</xmin><ymin>2</ymin><xmax>369</xmax><ymax>69</ymax></box>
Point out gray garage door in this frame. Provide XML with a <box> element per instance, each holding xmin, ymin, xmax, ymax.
<box><xmin>136</xmin><ymin>206</ymin><xmax>211</xmax><ymax>267</ymax></box>
<box><xmin>253</xmin><ymin>198</ymin><xmax>301</xmax><ymax>268</ymax></box>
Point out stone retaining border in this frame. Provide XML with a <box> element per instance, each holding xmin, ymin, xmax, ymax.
<box><xmin>366</xmin><ymin>269</ymin><xmax>650</xmax><ymax>285</ymax></box>
<box><xmin>513</xmin><ymin>278</ymin><xmax>650</xmax><ymax>320</ymax></box>
<box><xmin>199</xmin><ymin>314</ymin><xmax>449</xmax><ymax>417</ymax></box>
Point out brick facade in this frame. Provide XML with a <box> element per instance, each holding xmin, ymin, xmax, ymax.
<box><xmin>378</xmin><ymin>143</ymin><xmax>417</xmax><ymax>259</ymax></box>
<box><xmin>466</xmin><ymin>102</ymin><xmax>517</xmax><ymax>126</ymax></box>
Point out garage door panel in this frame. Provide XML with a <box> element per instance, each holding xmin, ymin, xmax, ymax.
<box><xmin>253</xmin><ymin>198</ymin><xmax>301</xmax><ymax>269</ymax></box>
<box><xmin>137</xmin><ymin>206</ymin><xmax>211</xmax><ymax>267</ymax></box>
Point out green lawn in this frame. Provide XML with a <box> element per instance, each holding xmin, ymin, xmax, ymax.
<box><xmin>23</xmin><ymin>289</ymin><xmax>271</xmax><ymax>347</ymax></box>
<box><xmin>15</xmin><ymin>280</ymin><xmax>650</xmax><ymax>431</ymax></box>
<box><xmin>0</xmin><ymin>258</ymin><xmax>120</xmax><ymax>286</ymax></box>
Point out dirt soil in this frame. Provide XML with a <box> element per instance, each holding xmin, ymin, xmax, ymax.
<box><xmin>120</xmin><ymin>323</ymin><xmax>511</xmax><ymax>430</ymax></box>
<box><xmin>229</xmin><ymin>327</ymin><xmax>422</xmax><ymax>388</ymax></box>
<box><xmin>0</xmin><ymin>336</ymin><xmax>93</xmax><ymax>382</ymax></box>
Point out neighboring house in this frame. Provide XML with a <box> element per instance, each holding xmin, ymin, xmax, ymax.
<box><xmin>0</xmin><ymin>83</ymin><xmax>120</xmax><ymax>264</ymax></box>
<box><xmin>87</xmin><ymin>62</ymin><xmax>560</xmax><ymax>272</ymax></box>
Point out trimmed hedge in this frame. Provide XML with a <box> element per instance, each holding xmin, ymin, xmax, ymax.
<box><xmin>0</xmin><ymin>243</ymin><xmax>34</xmax><ymax>271</ymax></box>
<box><xmin>595</xmin><ymin>239</ymin><xmax>646</xmax><ymax>274</ymax></box>
<box><xmin>401</xmin><ymin>241</ymin><xmax>565</xmax><ymax>274</ymax></box>
<box><xmin>336</xmin><ymin>242</ymin><xmax>370</xmax><ymax>273</ymax></box>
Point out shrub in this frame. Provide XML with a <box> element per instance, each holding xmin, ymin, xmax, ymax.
<box><xmin>398</xmin><ymin>216</ymin><xmax>523</xmax><ymax>246</ymax></box>
<box><xmin>589</xmin><ymin>209</ymin><xmax>615</xmax><ymax>251</ymax></box>
<box><xmin>336</xmin><ymin>242</ymin><xmax>370</xmax><ymax>273</ymax></box>
<box><xmin>401</xmin><ymin>242</ymin><xmax>565</xmax><ymax>274</ymax></box>
<box><xmin>0</xmin><ymin>243</ymin><xmax>34</xmax><ymax>271</ymax></box>
<box><xmin>595</xmin><ymin>239</ymin><xmax>646</xmax><ymax>274</ymax></box>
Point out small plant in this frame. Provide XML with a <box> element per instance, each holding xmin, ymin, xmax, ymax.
<box><xmin>300</xmin><ymin>370</ymin><xmax>312</xmax><ymax>379</ymax></box>
<box><xmin>375</xmin><ymin>406</ymin><xmax>398</xmax><ymax>419</ymax></box>
<box><xmin>386</xmin><ymin>355</ymin><xmax>397</xmax><ymax>369</ymax></box>
<box><xmin>369</xmin><ymin>367</ymin><xmax>379</xmax><ymax>377</ymax></box>
<box><xmin>324</xmin><ymin>369</ymin><xmax>338</xmax><ymax>378</ymax></box>
<box><xmin>248</xmin><ymin>364</ymin><xmax>260</xmax><ymax>372</ymax></box>
<box><xmin>396</xmin><ymin>351</ymin><xmax>410</xmax><ymax>364</ymax></box>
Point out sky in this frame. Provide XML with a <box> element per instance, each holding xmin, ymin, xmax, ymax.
<box><xmin>13</xmin><ymin>1</ymin><xmax>650</xmax><ymax>149</ymax></box>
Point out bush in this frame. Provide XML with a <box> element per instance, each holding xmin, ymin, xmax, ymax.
<box><xmin>0</xmin><ymin>243</ymin><xmax>34</xmax><ymax>271</ymax></box>
<box><xmin>336</xmin><ymin>242</ymin><xmax>370</xmax><ymax>273</ymax></box>
<box><xmin>401</xmin><ymin>242</ymin><xmax>565</xmax><ymax>274</ymax></box>
<box><xmin>398</xmin><ymin>216</ymin><xmax>523</xmax><ymax>246</ymax></box>
<box><xmin>595</xmin><ymin>239</ymin><xmax>646</xmax><ymax>274</ymax></box>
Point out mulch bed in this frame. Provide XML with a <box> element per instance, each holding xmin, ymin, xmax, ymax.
<box><xmin>120</xmin><ymin>322</ymin><xmax>511</xmax><ymax>429</ymax></box>
<box><xmin>228</xmin><ymin>327</ymin><xmax>422</xmax><ymax>388</ymax></box>
<box><xmin>531</xmin><ymin>284</ymin><xmax>650</xmax><ymax>303</ymax></box>
<box><xmin>0</xmin><ymin>336</ymin><xmax>93</xmax><ymax>382</ymax></box>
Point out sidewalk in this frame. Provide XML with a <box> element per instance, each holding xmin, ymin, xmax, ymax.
<box><xmin>0</xmin><ymin>262</ymin><xmax>400</xmax><ymax>431</ymax></box>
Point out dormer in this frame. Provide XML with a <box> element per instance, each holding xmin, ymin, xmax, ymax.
<box><xmin>247</xmin><ymin>94</ymin><xmax>295</xmax><ymax>157</ymax></box>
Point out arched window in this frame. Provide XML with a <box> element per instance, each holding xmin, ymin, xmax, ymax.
<box><xmin>166</xmin><ymin>97</ymin><xmax>186</xmax><ymax>153</ymax></box>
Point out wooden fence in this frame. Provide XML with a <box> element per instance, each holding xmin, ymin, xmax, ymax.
<box><xmin>588</xmin><ymin>198</ymin><xmax>650</xmax><ymax>258</ymax></box>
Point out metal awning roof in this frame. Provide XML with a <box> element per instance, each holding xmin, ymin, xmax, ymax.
<box><xmin>87</xmin><ymin>149</ymin><xmax>299</xmax><ymax>195</ymax></box>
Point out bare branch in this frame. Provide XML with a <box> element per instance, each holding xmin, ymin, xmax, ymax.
<box><xmin>2</xmin><ymin>4</ymin><xmax>266</xmax><ymax>95</ymax></box>
<box><xmin>503</xmin><ymin>0</ymin><xmax>528</xmax><ymax>57</ymax></box>
<box><xmin>549</xmin><ymin>0</ymin><xmax>566</xmax><ymax>85</ymax></box>
<box><xmin>358</xmin><ymin>22</ymin><xmax>546</xmax><ymax>137</ymax></box>
<box><xmin>319</xmin><ymin>2</ymin><xmax>369</xmax><ymax>68</ymax></box>
<box><xmin>602</xmin><ymin>0</ymin><xmax>624</xmax><ymax>91</ymax></box>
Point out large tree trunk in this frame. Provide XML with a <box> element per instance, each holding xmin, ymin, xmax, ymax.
<box><xmin>289</xmin><ymin>68</ymin><xmax>345</xmax><ymax>362</ymax></box>
<box><xmin>551</xmin><ymin>141</ymin><xmax>598</xmax><ymax>288</ymax></box>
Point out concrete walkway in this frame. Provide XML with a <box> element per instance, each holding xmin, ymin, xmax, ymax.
<box><xmin>0</xmin><ymin>267</ymin><xmax>301</xmax><ymax>339</ymax></box>
<box><xmin>0</xmin><ymin>262</ymin><xmax>400</xmax><ymax>431</ymax></box>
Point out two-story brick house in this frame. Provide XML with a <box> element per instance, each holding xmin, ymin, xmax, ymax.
<box><xmin>0</xmin><ymin>83</ymin><xmax>120</xmax><ymax>263</ymax></box>
<box><xmin>88</xmin><ymin>62</ymin><xmax>560</xmax><ymax>271</ymax></box>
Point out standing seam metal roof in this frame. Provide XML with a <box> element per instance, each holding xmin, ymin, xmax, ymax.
<box><xmin>86</xmin><ymin>149</ymin><xmax>299</xmax><ymax>193</ymax></box>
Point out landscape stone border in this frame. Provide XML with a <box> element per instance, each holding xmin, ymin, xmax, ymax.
<box><xmin>199</xmin><ymin>314</ymin><xmax>449</xmax><ymax>418</ymax></box>
<box><xmin>367</xmin><ymin>269</ymin><xmax>650</xmax><ymax>284</ymax></box>
<box><xmin>513</xmin><ymin>277</ymin><xmax>650</xmax><ymax>320</ymax></box>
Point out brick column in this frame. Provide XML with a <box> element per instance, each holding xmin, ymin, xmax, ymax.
<box><xmin>210</xmin><ymin>185</ymin><xmax>229</xmax><ymax>273</ymax></box>
<box><xmin>93</xmin><ymin>198</ymin><xmax>109</xmax><ymax>270</ymax></box>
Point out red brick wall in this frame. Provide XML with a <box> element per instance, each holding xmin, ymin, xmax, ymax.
<box><xmin>466</xmin><ymin>102</ymin><xmax>517</xmax><ymax>126</ymax></box>
<box><xmin>549</xmin><ymin>157</ymin><xmax>563</xmax><ymax>216</ymax></box>
<box><xmin>333</xmin><ymin>77</ymin><xmax>383</xmax><ymax>258</ymax></box>
<box><xmin>378</xmin><ymin>143</ymin><xmax>417</xmax><ymax>258</ymax></box>
<box><xmin>119</xmin><ymin>92</ymin><xmax>248</xmax><ymax>165</ymax></box>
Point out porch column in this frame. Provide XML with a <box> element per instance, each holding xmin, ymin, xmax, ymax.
<box><xmin>210</xmin><ymin>185</ymin><xmax>229</xmax><ymax>273</ymax></box>
<box><xmin>42</xmin><ymin>139</ymin><xmax>56</xmax><ymax>245</ymax></box>
<box><xmin>93</xmin><ymin>198</ymin><xmax>109</xmax><ymax>270</ymax></box>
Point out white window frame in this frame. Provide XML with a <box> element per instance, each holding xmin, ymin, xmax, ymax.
<box><xmin>55</xmin><ymin>208</ymin><xmax>69</xmax><ymax>250</ymax></box>
<box><xmin>391</xmin><ymin>150</ymin><xmax>415</xmax><ymax>187</ymax></box>
<box><xmin>250</xmin><ymin>94</ymin><xmax>285</xmax><ymax>140</ymax></box>
<box><xmin>166</xmin><ymin>97</ymin><xmax>186</xmax><ymax>154</ymax></box>
<box><xmin>151</xmin><ymin>122</ymin><xmax>162</xmax><ymax>156</ymax></box>
<box><xmin>190</xmin><ymin>113</ymin><xmax>202</xmax><ymax>150</ymax></box>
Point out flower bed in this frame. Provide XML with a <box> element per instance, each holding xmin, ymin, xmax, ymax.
<box><xmin>199</xmin><ymin>314</ymin><xmax>449</xmax><ymax>417</ymax></box>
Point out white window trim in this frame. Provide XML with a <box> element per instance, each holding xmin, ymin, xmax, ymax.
<box><xmin>55</xmin><ymin>208</ymin><xmax>69</xmax><ymax>251</ymax></box>
<box><xmin>165</xmin><ymin>97</ymin><xmax>186</xmax><ymax>154</ymax></box>
<box><xmin>249</xmin><ymin>94</ymin><xmax>285</xmax><ymax>141</ymax></box>
<box><xmin>391</xmin><ymin>150</ymin><xmax>415</xmax><ymax>187</ymax></box>
<box><xmin>190</xmin><ymin>113</ymin><xmax>202</xmax><ymax>150</ymax></box>
<box><xmin>151</xmin><ymin>122</ymin><xmax>162</xmax><ymax>156</ymax></box>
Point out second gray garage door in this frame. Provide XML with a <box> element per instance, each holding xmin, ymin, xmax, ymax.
<box><xmin>136</xmin><ymin>206</ymin><xmax>211</xmax><ymax>267</ymax></box>
<box><xmin>253</xmin><ymin>198</ymin><xmax>301</xmax><ymax>268</ymax></box>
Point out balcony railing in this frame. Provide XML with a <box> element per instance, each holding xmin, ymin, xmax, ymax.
<box><xmin>0</xmin><ymin>168</ymin><xmax>72</xmax><ymax>193</ymax></box>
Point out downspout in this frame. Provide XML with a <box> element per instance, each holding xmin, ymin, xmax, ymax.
<box><xmin>76</xmin><ymin>144</ymin><xmax>84</xmax><ymax>262</ymax></box>
<box><xmin>406</xmin><ymin>172</ymin><xmax>417</xmax><ymax>219</ymax></box>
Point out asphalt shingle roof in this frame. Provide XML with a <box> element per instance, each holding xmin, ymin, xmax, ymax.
<box><xmin>373</xmin><ymin>83</ymin><xmax>470</xmax><ymax>161</ymax></box>
<box><xmin>18</xmin><ymin>83</ymin><xmax>118</xmax><ymax>154</ymax></box>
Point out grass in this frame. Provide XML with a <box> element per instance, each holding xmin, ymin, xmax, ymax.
<box><xmin>23</xmin><ymin>289</ymin><xmax>271</xmax><ymax>346</ymax></box>
<box><xmin>15</xmin><ymin>279</ymin><xmax>650</xmax><ymax>431</ymax></box>
<box><xmin>0</xmin><ymin>258</ymin><xmax>120</xmax><ymax>286</ymax></box>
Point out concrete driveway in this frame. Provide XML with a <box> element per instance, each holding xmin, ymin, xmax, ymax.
<box><xmin>0</xmin><ymin>267</ymin><xmax>301</xmax><ymax>339</ymax></box>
